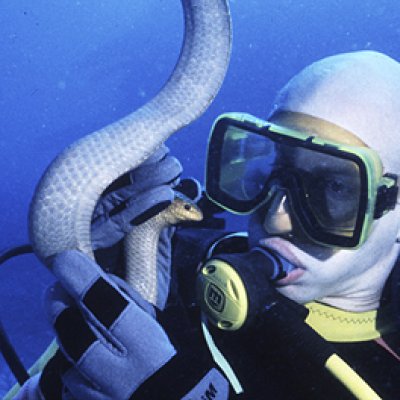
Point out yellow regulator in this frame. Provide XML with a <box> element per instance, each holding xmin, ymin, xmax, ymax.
<box><xmin>197</xmin><ymin>258</ymin><xmax>249</xmax><ymax>331</ymax></box>
<box><xmin>196</xmin><ymin>247</ymin><xmax>287</xmax><ymax>331</ymax></box>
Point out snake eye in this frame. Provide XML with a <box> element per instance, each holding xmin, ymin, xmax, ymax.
<box><xmin>184</xmin><ymin>204</ymin><xmax>192</xmax><ymax>211</ymax></box>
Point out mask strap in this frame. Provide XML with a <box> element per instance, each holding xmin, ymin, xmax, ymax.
<box><xmin>374</xmin><ymin>173</ymin><xmax>398</xmax><ymax>219</ymax></box>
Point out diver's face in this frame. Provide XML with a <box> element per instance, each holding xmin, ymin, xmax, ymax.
<box><xmin>248</xmin><ymin>113</ymin><xmax>400</xmax><ymax>311</ymax></box>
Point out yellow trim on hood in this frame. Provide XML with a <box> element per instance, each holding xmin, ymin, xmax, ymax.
<box><xmin>305</xmin><ymin>302</ymin><xmax>381</xmax><ymax>342</ymax></box>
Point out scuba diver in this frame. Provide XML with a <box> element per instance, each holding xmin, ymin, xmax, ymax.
<box><xmin>6</xmin><ymin>50</ymin><xmax>400</xmax><ymax>399</ymax></box>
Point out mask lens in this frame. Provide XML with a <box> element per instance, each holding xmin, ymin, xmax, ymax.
<box><xmin>218</xmin><ymin>125</ymin><xmax>276</xmax><ymax>203</ymax></box>
<box><xmin>289</xmin><ymin>147</ymin><xmax>361</xmax><ymax>237</ymax></box>
<box><xmin>206</xmin><ymin>114</ymin><xmax>370</xmax><ymax>247</ymax></box>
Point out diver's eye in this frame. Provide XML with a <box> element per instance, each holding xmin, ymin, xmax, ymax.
<box><xmin>326</xmin><ymin>179</ymin><xmax>345</xmax><ymax>193</ymax></box>
<box><xmin>314</xmin><ymin>176</ymin><xmax>351</xmax><ymax>197</ymax></box>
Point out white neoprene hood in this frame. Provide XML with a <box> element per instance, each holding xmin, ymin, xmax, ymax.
<box><xmin>269</xmin><ymin>51</ymin><xmax>400</xmax><ymax>174</ymax></box>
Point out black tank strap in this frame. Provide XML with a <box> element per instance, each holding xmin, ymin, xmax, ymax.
<box><xmin>0</xmin><ymin>244</ymin><xmax>34</xmax><ymax>386</ymax></box>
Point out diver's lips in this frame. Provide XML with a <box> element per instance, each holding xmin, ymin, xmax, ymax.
<box><xmin>275</xmin><ymin>268</ymin><xmax>305</xmax><ymax>286</ymax></box>
<box><xmin>259</xmin><ymin>237</ymin><xmax>306</xmax><ymax>285</ymax></box>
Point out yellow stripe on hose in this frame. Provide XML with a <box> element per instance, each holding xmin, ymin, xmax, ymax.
<box><xmin>325</xmin><ymin>354</ymin><xmax>381</xmax><ymax>400</ymax></box>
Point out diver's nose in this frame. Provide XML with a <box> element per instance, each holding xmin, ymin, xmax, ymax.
<box><xmin>262</xmin><ymin>190</ymin><xmax>293</xmax><ymax>235</ymax></box>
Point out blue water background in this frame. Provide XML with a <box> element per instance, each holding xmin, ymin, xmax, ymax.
<box><xmin>0</xmin><ymin>0</ymin><xmax>399</xmax><ymax>394</ymax></box>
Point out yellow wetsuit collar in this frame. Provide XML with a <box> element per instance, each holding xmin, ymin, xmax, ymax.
<box><xmin>305</xmin><ymin>302</ymin><xmax>381</xmax><ymax>342</ymax></box>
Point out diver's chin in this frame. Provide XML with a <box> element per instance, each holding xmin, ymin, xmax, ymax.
<box><xmin>275</xmin><ymin>285</ymin><xmax>316</xmax><ymax>305</ymax></box>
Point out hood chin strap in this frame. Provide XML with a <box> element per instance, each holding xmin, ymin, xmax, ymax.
<box><xmin>304</xmin><ymin>302</ymin><xmax>393</xmax><ymax>342</ymax></box>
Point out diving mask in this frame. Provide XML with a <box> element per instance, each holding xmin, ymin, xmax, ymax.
<box><xmin>205</xmin><ymin>113</ymin><xmax>399</xmax><ymax>248</ymax></box>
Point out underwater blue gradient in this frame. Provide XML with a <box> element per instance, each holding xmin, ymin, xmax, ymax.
<box><xmin>0</xmin><ymin>0</ymin><xmax>399</xmax><ymax>394</ymax></box>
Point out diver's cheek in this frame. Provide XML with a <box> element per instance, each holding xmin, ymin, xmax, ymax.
<box><xmin>361</xmin><ymin>209</ymin><xmax>400</xmax><ymax>263</ymax></box>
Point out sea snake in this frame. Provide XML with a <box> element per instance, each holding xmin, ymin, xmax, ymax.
<box><xmin>124</xmin><ymin>193</ymin><xmax>203</xmax><ymax>306</ymax></box>
<box><xmin>28</xmin><ymin>0</ymin><xmax>232</xmax><ymax>266</ymax></box>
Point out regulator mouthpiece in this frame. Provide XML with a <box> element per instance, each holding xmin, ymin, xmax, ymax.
<box><xmin>196</xmin><ymin>247</ymin><xmax>293</xmax><ymax>331</ymax></box>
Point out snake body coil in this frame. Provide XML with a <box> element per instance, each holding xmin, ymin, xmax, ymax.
<box><xmin>124</xmin><ymin>194</ymin><xmax>203</xmax><ymax>306</ymax></box>
<box><xmin>29</xmin><ymin>0</ymin><xmax>232</xmax><ymax>264</ymax></box>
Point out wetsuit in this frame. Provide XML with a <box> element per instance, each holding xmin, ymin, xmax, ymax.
<box><xmin>133</xmin><ymin>226</ymin><xmax>400</xmax><ymax>400</ymax></box>
<box><xmin>10</xmin><ymin>225</ymin><xmax>400</xmax><ymax>399</ymax></box>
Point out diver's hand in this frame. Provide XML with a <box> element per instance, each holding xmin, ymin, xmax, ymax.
<box><xmin>91</xmin><ymin>144</ymin><xmax>182</xmax><ymax>250</ymax></box>
<box><xmin>40</xmin><ymin>250</ymin><xmax>176</xmax><ymax>400</ymax></box>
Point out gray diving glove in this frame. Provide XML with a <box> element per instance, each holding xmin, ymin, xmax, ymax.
<box><xmin>91</xmin><ymin>144</ymin><xmax>182</xmax><ymax>250</ymax></box>
<box><xmin>91</xmin><ymin>145</ymin><xmax>182</xmax><ymax>309</ymax></box>
<box><xmin>39</xmin><ymin>250</ymin><xmax>176</xmax><ymax>400</ymax></box>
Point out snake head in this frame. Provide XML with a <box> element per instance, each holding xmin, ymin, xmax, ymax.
<box><xmin>164</xmin><ymin>192</ymin><xmax>203</xmax><ymax>225</ymax></box>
